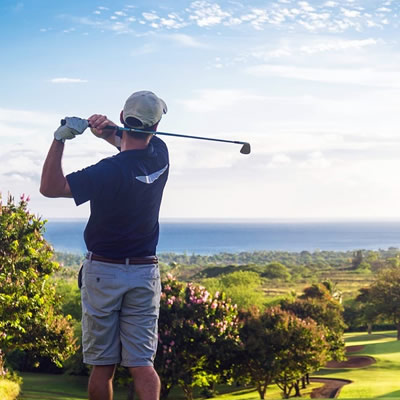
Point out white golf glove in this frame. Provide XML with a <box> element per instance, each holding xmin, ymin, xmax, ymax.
<box><xmin>54</xmin><ymin>117</ymin><xmax>89</xmax><ymax>142</ymax></box>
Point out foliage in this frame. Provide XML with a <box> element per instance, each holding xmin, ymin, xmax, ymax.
<box><xmin>155</xmin><ymin>275</ymin><xmax>240</xmax><ymax>400</ymax></box>
<box><xmin>0</xmin><ymin>194</ymin><xmax>77</xmax><ymax>368</ymax></box>
<box><xmin>202</xmin><ymin>271</ymin><xmax>266</xmax><ymax>310</ymax></box>
<box><xmin>55</xmin><ymin>280</ymin><xmax>82</xmax><ymax>321</ymax></box>
<box><xmin>365</xmin><ymin>267</ymin><xmax>400</xmax><ymax>339</ymax></box>
<box><xmin>238</xmin><ymin>307</ymin><xmax>328</xmax><ymax>399</ymax></box>
<box><xmin>0</xmin><ymin>350</ymin><xmax>22</xmax><ymax>385</ymax></box>
<box><xmin>260</xmin><ymin>262</ymin><xmax>291</xmax><ymax>281</ymax></box>
<box><xmin>53</xmin><ymin>252</ymin><xmax>84</xmax><ymax>268</ymax></box>
<box><xmin>281</xmin><ymin>283</ymin><xmax>346</xmax><ymax>361</ymax></box>
<box><xmin>0</xmin><ymin>379</ymin><xmax>20</xmax><ymax>400</ymax></box>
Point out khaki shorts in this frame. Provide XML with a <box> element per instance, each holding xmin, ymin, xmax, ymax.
<box><xmin>80</xmin><ymin>258</ymin><xmax>161</xmax><ymax>367</ymax></box>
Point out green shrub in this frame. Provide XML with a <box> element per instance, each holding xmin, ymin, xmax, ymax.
<box><xmin>0</xmin><ymin>379</ymin><xmax>20</xmax><ymax>400</ymax></box>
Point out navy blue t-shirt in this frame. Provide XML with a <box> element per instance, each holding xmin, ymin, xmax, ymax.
<box><xmin>66</xmin><ymin>136</ymin><xmax>169</xmax><ymax>258</ymax></box>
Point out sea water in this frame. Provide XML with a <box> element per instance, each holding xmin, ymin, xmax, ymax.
<box><xmin>43</xmin><ymin>219</ymin><xmax>400</xmax><ymax>255</ymax></box>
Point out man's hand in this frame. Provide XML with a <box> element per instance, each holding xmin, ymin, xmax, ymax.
<box><xmin>54</xmin><ymin>117</ymin><xmax>89</xmax><ymax>142</ymax></box>
<box><xmin>88</xmin><ymin>114</ymin><xmax>117</xmax><ymax>139</ymax></box>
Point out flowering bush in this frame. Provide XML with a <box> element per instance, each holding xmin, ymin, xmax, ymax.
<box><xmin>156</xmin><ymin>274</ymin><xmax>240</xmax><ymax>400</ymax></box>
<box><xmin>0</xmin><ymin>194</ymin><xmax>76</xmax><ymax>369</ymax></box>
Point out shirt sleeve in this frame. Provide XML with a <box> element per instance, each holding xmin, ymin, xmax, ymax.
<box><xmin>151</xmin><ymin>136</ymin><xmax>169</xmax><ymax>163</ymax></box>
<box><xmin>66</xmin><ymin>159</ymin><xmax>120</xmax><ymax>206</ymax></box>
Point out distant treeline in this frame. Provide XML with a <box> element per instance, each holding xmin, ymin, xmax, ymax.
<box><xmin>158</xmin><ymin>248</ymin><xmax>400</xmax><ymax>267</ymax></box>
<box><xmin>54</xmin><ymin>248</ymin><xmax>400</xmax><ymax>284</ymax></box>
<box><xmin>54</xmin><ymin>248</ymin><xmax>400</xmax><ymax>269</ymax></box>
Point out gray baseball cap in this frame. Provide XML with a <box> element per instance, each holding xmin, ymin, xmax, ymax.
<box><xmin>122</xmin><ymin>90</ymin><xmax>167</xmax><ymax>129</ymax></box>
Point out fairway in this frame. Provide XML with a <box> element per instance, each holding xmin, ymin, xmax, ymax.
<box><xmin>314</xmin><ymin>331</ymin><xmax>400</xmax><ymax>399</ymax></box>
<box><xmin>18</xmin><ymin>372</ymin><xmax>322</xmax><ymax>400</ymax></box>
<box><xmin>19</xmin><ymin>331</ymin><xmax>400</xmax><ymax>400</ymax></box>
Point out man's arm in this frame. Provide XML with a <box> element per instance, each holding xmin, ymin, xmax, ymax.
<box><xmin>40</xmin><ymin>140</ymin><xmax>72</xmax><ymax>198</ymax></box>
<box><xmin>88</xmin><ymin>114</ymin><xmax>120</xmax><ymax>148</ymax></box>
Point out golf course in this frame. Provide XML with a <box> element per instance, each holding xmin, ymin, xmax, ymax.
<box><xmin>16</xmin><ymin>331</ymin><xmax>400</xmax><ymax>399</ymax></box>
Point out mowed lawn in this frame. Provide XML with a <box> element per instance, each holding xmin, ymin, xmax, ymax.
<box><xmin>19</xmin><ymin>373</ymin><xmax>128</xmax><ymax>400</ymax></box>
<box><xmin>314</xmin><ymin>330</ymin><xmax>400</xmax><ymax>399</ymax></box>
<box><xmin>19</xmin><ymin>331</ymin><xmax>400</xmax><ymax>400</ymax></box>
<box><xmin>18</xmin><ymin>372</ymin><xmax>322</xmax><ymax>400</ymax></box>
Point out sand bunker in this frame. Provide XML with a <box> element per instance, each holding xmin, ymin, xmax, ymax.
<box><xmin>325</xmin><ymin>355</ymin><xmax>375</xmax><ymax>369</ymax></box>
<box><xmin>310</xmin><ymin>345</ymin><xmax>376</xmax><ymax>398</ymax></box>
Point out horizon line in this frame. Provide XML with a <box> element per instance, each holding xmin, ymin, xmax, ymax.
<box><xmin>44</xmin><ymin>217</ymin><xmax>400</xmax><ymax>223</ymax></box>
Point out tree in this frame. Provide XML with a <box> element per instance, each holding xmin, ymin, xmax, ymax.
<box><xmin>281</xmin><ymin>284</ymin><xmax>346</xmax><ymax>361</ymax></box>
<box><xmin>354</xmin><ymin>287</ymin><xmax>380</xmax><ymax>334</ymax></box>
<box><xmin>0</xmin><ymin>194</ymin><xmax>76</xmax><ymax>368</ymax></box>
<box><xmin>367</xmin><ymin>267</ymin><xmax>400</xmax><ymax>339</ymax></box>
<box><xmin>238</xmin><ymin>307</ymin><xmax>328</xmax><ymax>400</ymax></box>
<box><xmin>352</xmin><ymin>250</ymin><xmax>363</xmax><ymax>270</ymax></box>
<box><xmin>261</xmin><ymin>262</ymin><xmax>291</xmax><ymax>281</ymax></box>
<box><xmin>155</xmin><ymin>275</ymin><xmax>240</xmax><ymax>400</ymax></box>
<box><xmin>202</xmin><ymin>270</ymin><xmax>266</xmax><ymax>310</ymax></box>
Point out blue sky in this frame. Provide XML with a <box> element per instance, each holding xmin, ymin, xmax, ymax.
<box><xmin>1</xmin><ymin>0</ymin><xmax>400</xmax><ymax>220</ymax></box>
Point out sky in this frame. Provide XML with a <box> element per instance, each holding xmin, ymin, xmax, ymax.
<box><xmin>1</xmin><ymin>0</ymin><xmax>400</xmax><ymax>220</ymax></box>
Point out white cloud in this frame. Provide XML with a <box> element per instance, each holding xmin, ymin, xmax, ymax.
<box><xmin>300</xmin><ymin>38</ymin><xmax>378</xmax><ymax>54</ymax></box>
<box><xmin>299</xmin><ymin>152</ymin><xmax>331</xmax><ymax>169</ymax></box>
<box><xmin>298</xmin><ymin>2</ymin><xmax>315</xmax><ymax>12</ymax></box>
<box><xmin>50</xmin><ymin>77</ymin><xmax>88</xmax><ymax>83</ymax></box>
<box><xmin>179</xmin><ymin>89</ymin><xmax>267</xmax><ymax>112</ymax></box>
<box><xmin>341</xmin><ymin>7</ymin><xmax>361</xmax><ymax>18</ymax></box>
<box><xmin>168</xmin><ymin>33</ymin><xmax>208</xmax><ymax>48</ymax></box>
<box><xmin>246</xmin><ymin>64</ymin><xmax>400</xmax><ymax>88</ymax></box>
<box><xmin>142</xmin><ymin>12</ymin><xmax>159</xmax><ymax>21</ymax></box>
<box><xmin>0</xmin><ymin>108</ymin><xmax>59</xmax><ymax>128</ymax></box>
<box><xmin>376</xmin><ymin>7</ymin><xmax>391</xmax><ymax>12</ymax></box>
<box><xmin>267</xmin><ymin>153</ymin><xmax>292</xmax><ymax>169</ymax></box>
<box><xmin>188</xmin><ymin>1</ymin><xmax>231</xmax><ymax>27</ymax></box>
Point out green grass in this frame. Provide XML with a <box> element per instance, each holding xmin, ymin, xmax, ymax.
<box><xmin>18</xmin><ymin>373</ymin><xmax>322</xmax><ymax>400</ymax></box>
<box><xmin>19</xmin><ymin>331</ymin><xmax>400</xmax><ymax>400</ymax></box>
<box><xmin>18</xmin><ymin>373</ymin><xmax>128</xmax><ymax>400</ymax></box>
<box><xmin>0</xmin><ymin>379</ymin><xmax>20</xmax><ymax>400</ymax></box>
<box><xmin>314</xmin><ymin>331</ymin><xmax>400</xmax><ymax>399</ymax></box>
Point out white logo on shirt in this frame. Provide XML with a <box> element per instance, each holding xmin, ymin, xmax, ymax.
<box><xmin>135</xmin><ymin>164</ymin><xmax>168</xmax><ymax>184</ymax></box>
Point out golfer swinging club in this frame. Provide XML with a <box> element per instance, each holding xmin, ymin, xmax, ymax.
<box><xmin>40</xmin><ymin>91</ymin><xmax>169</xmax><ymax>400</ymax></box>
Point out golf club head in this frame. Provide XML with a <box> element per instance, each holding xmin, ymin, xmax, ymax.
<box><xmin>240</xmin><ymin>142</ymin><xmax>251</xmax><ymax>155</ymax></box>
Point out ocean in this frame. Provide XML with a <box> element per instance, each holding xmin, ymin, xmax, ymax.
<box><xmin>43</xmin><ymin>219</ymin><xmax>400</xmax><ymax>255</ymax></box>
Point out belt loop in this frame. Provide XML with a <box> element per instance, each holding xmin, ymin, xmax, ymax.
<box><xmin>125</xmin><ymin>257</ymin><xmax>129</xmax><ymax>265</ymax></box>
<box><xmin>87</xmin><ymin>251</ymin><xmax>93</xmax><ymax>261</ymax></box>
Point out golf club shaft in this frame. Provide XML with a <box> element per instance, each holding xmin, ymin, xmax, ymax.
<box><xmin>106</xmin><ymin>125</ymin><xmax>248</xmax><ymax>146</ymax></box>
<box><xmin>60</xmin><ymin>119</ymin><xmax>251</xmax><ymax>154</ymax></box>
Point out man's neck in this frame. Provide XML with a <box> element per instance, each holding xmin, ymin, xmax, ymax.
<box><xmin>121</xmin><ymin>136</ymin><xmax>152</xmax><ymax>152</ymax></box>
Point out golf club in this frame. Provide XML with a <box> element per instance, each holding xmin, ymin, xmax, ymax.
<box><xmin>60</xmin><ymin>119</ymin><xmax>251</xmax><ymax>155</ymax></box>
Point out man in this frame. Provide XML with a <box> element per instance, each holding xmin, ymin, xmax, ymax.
<box><xmin>40</xmin><ymin>91</ymin><xmax>169</xmax><ymax>400</ymax></box>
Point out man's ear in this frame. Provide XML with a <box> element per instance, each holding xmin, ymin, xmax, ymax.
<box><xmin>120</xmin><ymin>110</ymin><xmax>124</xmax><ymax>125</ymax></box>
